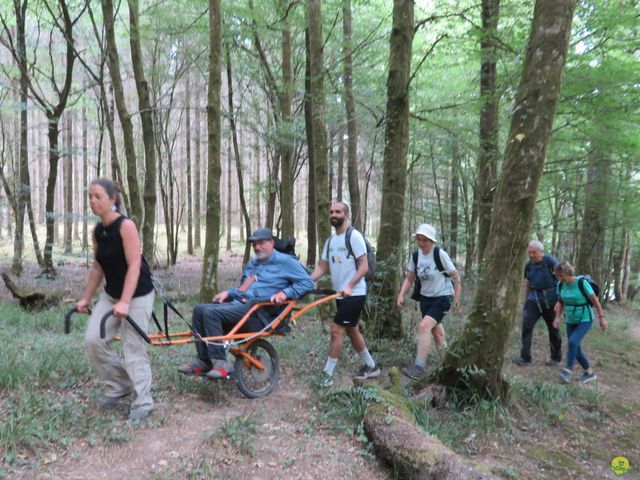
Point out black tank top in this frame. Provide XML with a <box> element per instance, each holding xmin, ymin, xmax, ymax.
<box><xmin>94</xmin><ymin>215</ymin><xmax>153</xmax><ymax>299</ymax></box>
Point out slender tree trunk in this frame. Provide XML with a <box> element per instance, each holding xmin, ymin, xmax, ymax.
<box><xmin>462</xmin><ymin>172</ymin><xmax>476</xmax><ymax>274</ymax></box>
<box><xmin>342</xmin><ymin>0</ymin><xmax>362</xmax><ymax>227</ymax></box>
<box><xmin>279</xmin><ymin>0</ymin><xmax>295</xmax><ymax>240</ymax></box>
<box><xmin>449</xmin><ymin>141</ymin><xmax>460</xmax><ymax>259</ymax></box>
<box><xmin>194</xmin><ymin>93</ymin><xmax>202</xmax><ymax>249</ymax></box>
<box><xmin>436</xmin><ymin>0</ymin><xmax>577</xmax><ymax>400</ymax></box>
<box><xmin>370</xmin><ymin>0</ymin><xmax>414</xmax><ymax>338</ymax></box>
<box><xmin>308</xmin><ymin>0</ymin><xmax>330</xmax><ymax>257</ymax></box>
<box><xmin>225</xmin><ymin>46</ymin><xmax>252</xmax><ymax>263</ymax></box>
<box><xmin>575</xmin><ymin>148</ymin><xmax>610</xmax><ymax>285</ymax></box>
<box><xmin>337</xmin><ymin>126</ymin><xmax>344</xmax><ymax>202</ymax></box>
<box><xmin>101</xmin><ymin>0</ymin><xmax>142</xmax><ymax>227</ymax></box>
<box><xmin>63</xmin><ymin>112</ymin><xmax>73</xmax><ymax>253</ymax></box>
<box><xmin>621</xmin><ymin>230</ymin><xmax>631</xmax><ymax>300</ymax></box>
<box><xmin>11</xmin><ymin>0</ymin><xmax>31</xmax><ymax>274</ymax></box>
<box><xmin>226</xmin><ymin>138</ymin><xmax>232</xmax><ymax>251</ymax></box>
<box><xmin>128</xmin><ymin>0</ymin><xmax>157</xmax><ymax>262</ymax></box>
<box><xmin>82</xmin><ymin>98</ymin><xmax>88</xmax><ymax>250</ymax></box>
<box><xmin>199</xmin><ymin>0</ymin><xmax>222</xmax><ymax>301</ymax></box>
<box><xmin>304</xmin><ymin>27</ymin><xmax>317</xmax><ymax>266</ymax></box>
<box><xmin>186</xmin><ymin>73</ymin><xmax>194</xmax><ymax>255</ymax></box>
<box><xmin>476</xmin><ymin>0</ymin><xmax>500</xmax><ymax>263</ymax></box>
<box><xmin>43</xmin><ymin>117</ymin><xmax>62</xmax><ymax>275</ymax></box>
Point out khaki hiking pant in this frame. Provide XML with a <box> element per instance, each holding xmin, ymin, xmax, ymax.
<box><xmin>85</xmin><ymin>290</ymin><xmax>155</xmax><ymax>414</ymax></box>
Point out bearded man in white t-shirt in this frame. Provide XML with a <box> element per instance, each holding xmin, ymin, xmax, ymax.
<box><xmin>310</xmin><ymin>202</ymin><xmax>380</xmax><ymax>387</ymax></box>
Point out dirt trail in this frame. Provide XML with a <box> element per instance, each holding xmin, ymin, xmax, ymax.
<box><xmin>26</xmin><ymin>375</ymin><xmax>386</xmax><ymax>480</ymax></box>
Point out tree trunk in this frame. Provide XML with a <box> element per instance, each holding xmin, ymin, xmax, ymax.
<box><xmin>363</xmin><ymin>373</ymin><xmax>499</xmax><ymax>479</ymax></box>
<box><xmin>82</xmin><ymin>98</ymin><xmax>89</xmax><ymax>250</ymax></box>
<box><xmin>342</xmin><ymin>0</ymin><xmax>362</xmax><ymax>228</ymax></box>
<box><xmin>337</xmin><ymin>126</ymin><xmax>344</xmax><ymax>202</ymax></box>
<box><xmin>279</xmin><ymin>0</ymin><xmax>295</xmax><ymax>240</ymax></box>
<box><xmin>476</xmin><ymin>0</ymin><xmax>500</xmax><ymax>263</ymax></box>
<box><xmin>128</xmin><ymin>0</ymin><xmax>157</xmax><ymax>263</ymax></box>
<box><xmin>308</xmin><ymin>0</ymin><xmax>330</xmax><ymax>257</ymax></box>
<box><xmin>375</xmin><ymin>0</ymin><xmax>414</xmax><ymax>339</ymax></box>
<box><xmin>101</xmin><ymin>0</ymin><xmax>143</xmax><ymax>226</ymax></box>
<box><xmin>199</xmin><ymin>0</ymin><xmax>222</xmax><ymax>301</ymax></box>
<box><xmin>449</xmin><ymin>141</ymin><xmax>460</xmax><ymax>259</ymax></box>
<box><xmin>186</xmin><ymin>73</ymin><xmax>194</xmax><ymax>255</ymax></box>
<box><xmin>226</xmin><ymin>138</ymin><xmax>232</xmax><ymax>251</ymax></box>
<box><xmin>225</xmin><ymin>46</ymin><xmax>252</xmax><ymax>263</ymax></box>
<box><xmin>11</xmin><ymin>0</ymin><xmax>30</xmax><ymax>274</ymax></box>
<box><xmin>42</xmin><ymin>117</ymin><xmax>62</xmax><ymax>275</ymax></box>
<box><xmin>435</xmin><ymin>0</ymin><xmax>577</xmax><ymax>400</ymax></box>
<box><xmin>575</xmin><ymin>148</ymin><xmax>610</xmax><ymax>285</ymax></box>
<box><xmin>304</xmin><ymin>27</ymin><xmax>317</xmax><ymax>266</ymax></box>
<box><xmin>63</xmin><ymin>112</ymin><xmax>73</xmax><ymax>253</ymax></box>
<box><xmin>194</xmin><ymin>91</ymin><xmax>202</xmax><ymax>249</ymax></box>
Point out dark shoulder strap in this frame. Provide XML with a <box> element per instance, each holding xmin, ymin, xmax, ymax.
<box><xmin>412</xmin><ymin>249</ymin><xmax>419</xmax><ymax>269</ymax></box>
<box><xmin>544</xmin><ymin>255</ymin><xmax>556</xmax><ymax>276</ymax></box>
<box><xmin>577</xmin><ymin>277</ymin><xmax>590</xmax><ymax>302</ymax></box>
<box><xmin>433</xmin><ymin>246</ymin><xmax>450</xmax><ymax>277</ymax></box>
<box><xmin>345</xmin><ymin>226</ymin><xmax>355</xmax><ymax>260</ymax></box>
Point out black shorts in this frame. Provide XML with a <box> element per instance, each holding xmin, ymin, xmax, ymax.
<box><xmin>419</xmin><ymin>295</ymin><xmax>452</xmax><ymax>324</ymax></box>
<box><xmin>333</xmin><ymin>296</ymin><xmax>366</xmax><ymax>327</ymax></box>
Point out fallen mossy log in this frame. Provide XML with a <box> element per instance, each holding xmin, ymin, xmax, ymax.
<box><xmin>1</xmin><ymin>272</ymin><xmax>62</xmax><ymax>311</ymax></box>
<box><xmin>362</xmin><ymin>369</ymin><xmax>498</xmax><ymax>480</ymax></box>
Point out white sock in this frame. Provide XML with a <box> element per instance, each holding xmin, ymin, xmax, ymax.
<box><xmin>358</xmin><ymin>348</ymin><xmax>376</xmax><ymax>369</ymax></box>
<box><xmin>323</xmin><ymin>357</ymin><xmax>338</xmax><ymax>376</ymax></box>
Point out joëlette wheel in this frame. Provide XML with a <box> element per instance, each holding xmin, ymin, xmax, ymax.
<box><xmin>234</xmin><ymin>339</ymin><xmax>279</xmax><ymax>398</ymax></box>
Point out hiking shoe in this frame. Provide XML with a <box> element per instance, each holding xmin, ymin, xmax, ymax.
<box><xmin>353</xmin><ymin>364</ymin><xmax>381</xmax><ymax>380</ymax></box>
<box><xmin>178</xmin><ymin>359</ymin><xmax>212</xmax><ymax>376</ymax></box>
<box><xmin>545</xmin><ymin>358</ymin><xmax>561</xmax><ymax>367</ymax></box>
<box><xmin>577</xmin><ymin>371</ymin><xmax>597</xmax><ymax>384</ymax></box>
<box><xmin>127</xmin><ymin>409</ymin><xmax>153</xmax><ymax>422</ymax></box>
<box><xmin>559</xmin><ymin>368</ymin><xmax>572</xmax><ymax>383</ymax></box>
<box><xmin>206</xmin><ymin>360</ymin><xmax>234</xmax><ymax>379</ymax></box>
<box><xmin>98</xmin><ymin>394</ymin><xmax>130</xmax><ymax>411</ymax></box>
<box><xmin>315</xmin><ymin>371</ymin><xmax>334</xmax><ymax>388</ymax></box>
<box><xmin>512</xmin><ymin>357</ymin><xmax>532</xmax><ymax>367</ymax></box>
<box><xmin>401</xmin><ymin>363</ymin><xmax>426</xmax><ymax>381</ymax></box>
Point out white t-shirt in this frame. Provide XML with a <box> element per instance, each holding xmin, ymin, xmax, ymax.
<box><xmin>406</xmin><ymin>247</ymin><xmax>455</xmax><ymax>297</ymax></box>
<box><xmin>322</xmin><ymin>229</ymin><xmax>367</xmax><ymax>296</ymax></box>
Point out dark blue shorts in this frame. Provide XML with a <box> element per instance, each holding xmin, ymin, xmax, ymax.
<box><xmin>419</xmin><ymin>295</ymin><xmax>452</xmax><ymax>324</ymax></box>
<box><xmin>334</xmin><ymin>296</ymin><xmax>366</xmax><ymax>327</ymax></box>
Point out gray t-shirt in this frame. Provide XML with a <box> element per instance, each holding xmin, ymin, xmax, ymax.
<box><xmin>406</xmin><ymin>247</ymin><xmax>455</xmax><ymax>297</ymax></box>
<box><xmin>322</xmin><ymin>229</ymin><xmax>367</xmax><ymax>296</ymax></box>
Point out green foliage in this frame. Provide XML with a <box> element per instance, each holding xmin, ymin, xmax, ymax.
<box><xmin>209</xmin><ymin>412</ymin><xmax>260</xmax><ymax>456</ymax></box>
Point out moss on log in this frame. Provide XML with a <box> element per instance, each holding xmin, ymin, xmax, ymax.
<box><xmin>1</xmin><ymin>272</ymin><xmax>61</xmax><ymax>311</ymax></box>
<box><xmin>362</xmin><ymin>368</ymin><xmax>498</xmax><ymax>480</ymax></box>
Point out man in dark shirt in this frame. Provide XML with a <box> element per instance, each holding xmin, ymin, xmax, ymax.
<box><xmin>513</xmin><ymin>240</ymin><xmax>562</xmax><ymax>366</ymax></box>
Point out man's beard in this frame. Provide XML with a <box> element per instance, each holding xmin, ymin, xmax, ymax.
<box><xmin>330</xmin><ymin>217</ymin><xmax>344</xmax><ymax>228</ymax></box>
<box><xmin>254</xmin><ymin>250</ymin><xmax>269</xmax><ymax>260</ymax></box>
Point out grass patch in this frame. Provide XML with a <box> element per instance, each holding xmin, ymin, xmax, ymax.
<box><xmin>208</xmin><ymin>412</ymin><xmax>260</xmax><ymax>456</ymax></box>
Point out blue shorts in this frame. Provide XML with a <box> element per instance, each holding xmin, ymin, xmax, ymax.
<box><xmin>334</xmin><ymin>296</ymin><xmax>366</xmax><ymax>327</ymax></box>
<box><xmin>419</xmin><ymin>295</ymin><xmax>452</xmax><ymax>324</ymax></box>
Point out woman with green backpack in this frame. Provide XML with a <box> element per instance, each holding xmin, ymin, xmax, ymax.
<box><xmin>552</xmin><ymin>261</ymin><xmax>607</xmax><ymax>384</ymax></box>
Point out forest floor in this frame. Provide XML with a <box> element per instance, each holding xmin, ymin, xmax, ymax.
<box><xmin>1</xmin><ymin>252</ymin><xmax>639</xmax><ymax>479</ymax></box>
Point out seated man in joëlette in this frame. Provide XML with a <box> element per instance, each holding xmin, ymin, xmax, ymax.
<box><xmin>178</xmin><ymin>227</ymin><xmax>314</xmax><ymax>378</ymax></box>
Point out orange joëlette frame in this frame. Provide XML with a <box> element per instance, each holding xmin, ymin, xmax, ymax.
<box><xmin>144</xmin><ymin>291</ymin><xmax>341</xmax><ymax>347</ymax></box>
